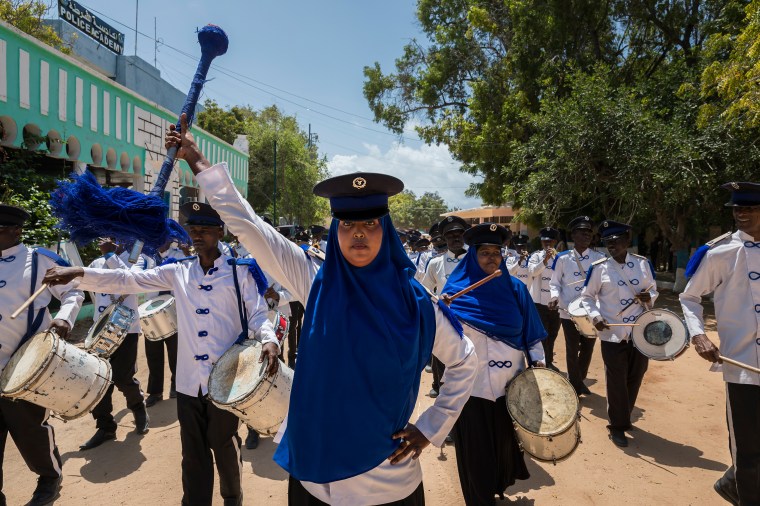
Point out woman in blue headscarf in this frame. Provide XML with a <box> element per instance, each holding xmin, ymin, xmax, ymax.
<box><xmin>164</xmin><ymin>119</ymin><xmax>478</xmax><ymax>506</ymax></box>
<box><xmin>442</xmin><ymin>223</ymin><xmax>547</xmax><ymax>506</ymax></box>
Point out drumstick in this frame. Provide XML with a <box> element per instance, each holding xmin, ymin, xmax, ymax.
<box><xmin>606</xmin><ymin>323</ymin><xmax>641</xmax><ymax>327</ymax></box>
<box><xmin>10</xmin><ymin>283</ymin><xmax>48</xmax><ymax>319</ymax></box>
<box><xmin>615</xmin><ymin>283</ymin><xmax>655</xmax><ymax>316</ymax></box>
<box><xmin>719</xmin><ymin>355</ymin><xmax>760</xmax><ymax>375</ymax></box>
<box><xmin>442</xmin><ymin>270</ymin><xmax>502</xmax><ymax>305</ymax></box>
<box><xmin>566</xmin><ymin>279</ymin><xmax>585</xmax><ymax>286</ymax></box>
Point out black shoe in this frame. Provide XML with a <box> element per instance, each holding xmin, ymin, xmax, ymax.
<box><xmin>145</xmin><ymin>394</ymin><xmax>163</xmax><ymax>408</ymax></box>
<box><xmin>579</xmin><ymin>384</ymin><xmax>592</xmax><ymax>396</ymax></box>
<box><xmin>26</xmin><ymin>475</ymin><xmax>62</xmax><ymax>506</ymax></box>
<box><xmin>80</xmin><ymin>429</ymin><xmax>116</xmax><ymax>450</ymax></box>
<box><xmin>609</xmin><ymin>429</ymin><xmax>628</xmax><ymax>447</ymax></box>
<box><xmin>548</xmin><ymin>363</ymin><xmax>561</xmax><ymax>373</ymax></box>
<box><xmin>133</xmin><ymin>405</ymin><xmax>150</xmax><ymax>435</ymax></box>
<box><xmin>245</xmin><ymin>429</ymin><xmax>259</xmax><ymax>450</ymax></box>
<box><xmin>429</xmin><ymin>388</ymin><xmax>439</xmax><ymax>398</ymax></box>
<box><xmin>169</xmin><ymin>386</ymin><xmax>177</xmax><ymax>399</ymax></box>
<box><xmin>714</xmin><ymin>468</ymin><xmax>739</xmax><ymax>505</ymax></box>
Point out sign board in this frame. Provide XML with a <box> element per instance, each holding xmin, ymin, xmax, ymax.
<box><xmin>58</xmin><ymin>0</ymin><xmax>125</xmax><ymax>55</ymax></box>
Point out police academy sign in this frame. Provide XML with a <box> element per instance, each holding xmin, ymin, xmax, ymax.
<box><xmin>59</xmin><ymin>0</ymin><xmax>124</xmax><ymax>55</ymax></box>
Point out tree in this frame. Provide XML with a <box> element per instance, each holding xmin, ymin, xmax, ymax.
<box><xmin>0</xmin><ymin>0</ymin><xmax>73</xmax><ymax>54</ymax></box>
<box><xmin>389</xmin><ymin>189</ymin><xmax>449</xmax><ymax>229</ymax></box>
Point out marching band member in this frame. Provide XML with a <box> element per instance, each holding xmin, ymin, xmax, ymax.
<box><xmin>680</xmin><ymin>182</ymin><xmax>760</xmax><ymax>505</ymax></box>
<box><xmin>422</xmin><ymin>215</ymin><xmax>471</xmax><ymax>398</ymax></box>
<box><xmin>165</xmin><ymin>115</ymin><xmax>477</xmax><ymax>506</ymax></box>
<box><xmin>581</xmin><ymin>221</ymin><xmax>657</xmax><ymax>448</ymax></box>
<box><xmin>528</xmin><ymin>227</ymin><xmax>561</xmax><ymax>371</ymax></box>
<box><xmin>410</xmin><ymin>237</ymin><xmax>432</xmax><ymax>281</ymax></box>
<box><xmin>79</xmin><ymin>238</ymin><xmax>149</xmax><ymax>450</ymax></box>
<box><xmin>505</xmin><ymin>234</ymin><xmax>530</xmax><ymax>284</ymax></box>
<box><xmin>0</xmin><ymin>204</ymin><xmax>83</xmax><ymax>506</ymax></box>
<box><xmin>428</xmin><ymin>222</ymin><xmax>448</xmax><ymax>259</ymax></box>
<box><xmin>444</xmin><ymin>223</ymin><xmax>546</xmax><ymax>505</ymax></box>
<box><xmin>549</xmin><ymin>216</ymin><xmax>606</xmax><ymax>395</ymax></box>
<box><xmin>44</xmin><ymin>202</ymin><xmax>280</xmax><ymax>506</ymax></box>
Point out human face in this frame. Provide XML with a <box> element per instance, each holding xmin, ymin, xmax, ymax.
<box><xmin>337</xmin><ymin>219</ymin><xmax>383</xmax><ymax>267</ymax></box>
<box><xmin>477</xmin><ymin>245</ymin><xmax>503</xmax><ymax>275</ymax></box>
<box><xmin>540</xmin><ymin>239</ymin><xmax>557</xmax><ymax>250</ymax></box>
<box><xmin>571</xmin><ymin>228</ymin><xmax>593</xmax><ymax>251</ymax></box>
<box><xmin>98</xmin><ymin>238</ymin><xmax>117</xmax><ymax>255</ymax></box>
<box><xmin>444</xmin><ymin>228</ymin><xmax>465</xmax><ymax>254</ymax></box>
<box><xmin>515</xmin><ymin>244</ymin><xmax>528</xmax><ymax>255</ymax></box>
<box><xmin>0</xmin><ymin>225</ymin><xmax>21</xmax><ymax>251</ymax></box>
<box><xmin>604</xmin><ymin>235</ymin><xmax>630</xmax><ymax>262</ymax></box>
<box><xmin>734</xmin><ymin>206</ymin><xmax>760</xmax><ymax>239</ymax></box>
<box><xmin>187</xmin><ymin>225</ymin><xmax>223</xmax><ymax>257</ymax></box>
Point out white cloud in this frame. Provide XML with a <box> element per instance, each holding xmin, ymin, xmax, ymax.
<box><xmin>327</xmin><ymin>141</ymin><xmax>482</xmax><ymax>210</ymax></box>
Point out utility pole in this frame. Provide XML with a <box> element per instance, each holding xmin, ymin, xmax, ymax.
<box><xmin>134</xmin><ymin>0</ymin><xmax>139</xmax><ymax>56</ymax></box>
<box><xmin>273</xmin><ymin>140</ymin><xmax>277</xmax><ymax>225</ymax></box>
<box><xmin>154</xmin><ymin>17</ymin><xmax>157</xmax><ymax>67</ymax></box>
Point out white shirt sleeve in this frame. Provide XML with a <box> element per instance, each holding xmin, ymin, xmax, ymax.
<box><xmin>78</xmin><ymin>265</ymin><xmax>176</xmax><ymax>294</ymax></box>
<box><xmin>679</xmin><ymin>259</ymin><xmax>719</xmax><ymax>337</ymax></box>
<box><xmin>549</xmin><ymin>257</ymin><xmax>563</xmax><ymax>302</ymax></box>
<box><xmin>241</xmin><ymin>267</ymin><xmax>280</xmax><ymax>351</ymax></box>
<box><xmin>528</xmin><ymin>341</ymin><xmax>546</xmax><ymax>363</ymax></box>
<box><xmin>47</xmin><ymin>280</ymin><xmax>84</xmax><ymax>326</ymax></box>
<box><xmin>528</xmin><ymin>252</ymin><xmax>547</xmax><ymax>277</ymax></box>
<box><xmin>580</xmin><ymin>266</ymin><xmax>603</xmax><ymax>322</ymax></box>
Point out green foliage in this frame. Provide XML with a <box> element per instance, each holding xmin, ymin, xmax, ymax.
<box><xmin>389</xmin><ymin>189</ymin><xmax>449</xmax><ymax>229</ymax></box>
<box><xmin>0</xmin><ymin>0</ymin><xmax>73</xmax><ymax>54</ymax></box>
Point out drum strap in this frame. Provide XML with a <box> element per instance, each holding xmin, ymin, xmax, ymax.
<box><xmin>229</xmin><ymin>261</ymin><xmax>249</xmax><ymax>345</ymax></box>
<box><xmin>19</xmin><ymin>251</ymin><xmax>46</xmax><ymax>348</ymax></box>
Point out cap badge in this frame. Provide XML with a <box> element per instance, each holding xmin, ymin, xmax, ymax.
<box><xmin>603</xmin><ymin>221</ymin><xmax>609</xmax><ymax>227</ymax></box>
<box><xmin>447</xmin><ymin>217</ymin><xmax>453</xmax><ymax>222</ymax></box>
<box><xmin>489</xmin><ymin>224</ymin><xmax>497</xmax><ymax>232</ymax></box>
<box><xmin>352</xmin><ymin>177</ymin><xmax>367</xmax><ymax>189</ymax></box>
<box><xmin>584</xmin><ymin>216</ymin><xmax>589</xmax><ymax>221</ymax></box>
<box><xmin>192</xmin><ymin>203</ymin><xmax>200</xmax><ymax>211</ymax></box>
<box><xmin>731</xmin><ymin>182</ymin><xmax>740</xmax><ymax>189</ymax></box>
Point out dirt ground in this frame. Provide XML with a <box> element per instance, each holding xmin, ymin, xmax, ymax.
<box><xmin>5</xmin><ymin>291</ymin><xmax>733</xmax><ymax>505</ymax></box>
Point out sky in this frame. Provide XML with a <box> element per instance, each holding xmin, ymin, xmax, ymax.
<box><xmin>53</xmin><ymin>0</ymin><xmax>483</xmax><ymax>210</ymax></box>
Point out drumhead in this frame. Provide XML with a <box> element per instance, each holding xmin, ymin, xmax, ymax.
<box><xmin>208</xmin><ymin>341</ymin><xmax>268</xmax><ymax>405</ymax></box>
<box><xmin>138</xmin><ymin>295</ymin><xmax>174</xmax><ymax>316</ymax></box>
<box><xmin>631</xmin><ymin>309</ymin><xmax>688</xmax><ymax>360</ymax></box>
<box><xmin>0</xmin><ymin>331</ymin><xmax>56</xmax><ymax>394</ymax></box>
<box><xmin>567</xmin><ymin>297</ymin><xmax>587</xmax><ymax>317</ymax></box>
<box><xmin>507</xmin><ymin>368</ymin><xmax>579</xmax><ymax>436</ymax></box>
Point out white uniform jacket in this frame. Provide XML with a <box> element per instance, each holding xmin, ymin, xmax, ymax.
<box><xmin>421</xmin><ymin>249</ymin><xmax>467</xmax><ymax>294</ymax></box>
<box><xmin>580</xmin><ymin>254</ymin><xmax>658</xmax><ymax>343</ymax></box>
<box><xmin>680</xmin><ymin>231</ymin><xmax>760</xmax><ymax>385</ymax></box>
<box><xmin>88</xmin><ymin>253</ymin><xmax>143</xmax><ymax>334</ymax></box>
<box><xmin>0</xmin><ymin>244</ymin><xmax>83</xmax><ymax>369</ymax></box>
<box><xmin>77</xmin><ymin>254</ymin><xmax>278</xmax><ymax>397</ymax></box>
<box><xmin>196</xmin><ymin>162</ymin><xmax>477</xmax><ymax>506</ymax></box>
<box><xmin>549</xmin><ymin>248</ymin><xmax>606</xmax><ymax>319</ymax></box>
<box><xmin>527</xmin><ymin>250</ymin><xmax>554</xmax><ymax>305</ymax></box>
<box><xmin>506</xmin><ymin>255</ymin><xmax>530</xmax><ymax>286</ymax></box>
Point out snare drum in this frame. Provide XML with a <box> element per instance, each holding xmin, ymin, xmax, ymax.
<box><xmin>85</xmin><ymin>303</ymin><xmax>135</xmax><ymax>358</ymax></box>
<box><xmin>138</xmin><ymin>295</ymin><xmax>178</xmax><ymax>341</ymax></box>
<box><xmin>0</xmin><ymin>330</ymin><xmax>112</xmax><ymax>420</ymax></box>
<box><xmin>208</xmin><ymin>340</ymin><xmax>293</xmax><ymax>434</ymax></box>
<box><xmin>631</xmin><ymin>309</ymin><xmax>689</xmax><ymax>360</ymax></box>
<box><xmin>272</xmin><ymin>311</ymin><xmax>289</xmax><ymax>345</ymax></box>
<box><xmin>506</xmin><ymin>368</ymin><xmax>581</xmax><ymax>464</ymax></box>
<box><xmin>568</xmin><ymin>297</ymin><xmax>598</xmax><ymax>338</ymax></box>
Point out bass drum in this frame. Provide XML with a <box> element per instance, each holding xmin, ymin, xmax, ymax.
<box><xmin>631</xmin><ymin>309</ymin><xmax>689</xmax><ymax>360</ymax></box>
<box><xmin>506</xmin><ymin>367</ymin><xmax>581</xmax><ymax>464</ymax></box>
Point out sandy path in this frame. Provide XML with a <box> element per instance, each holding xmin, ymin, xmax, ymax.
<box><xmin>5</xmin><ymin>292</ymin><xmax>732</xmax><ymax>505</ymax></box>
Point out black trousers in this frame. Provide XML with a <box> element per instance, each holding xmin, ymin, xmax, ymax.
<box><xmin>452</xmin><ymin>396</ymin><xmax>529</xmax><ymax>505</ymax></box>
<box><xmin>288</xmin><ymin>301</ymin><xmax>305</xmax><ymax>368</ymax></box>
<box><xmin>92</xmin><ymin>333</ymin><xmax>144</xmax><ymax>432</ymax></box>
<box><xmin>600</xmin><ymin>340</ymin><xmax>648</xmax><ymax>431</ymax></box>
<box><xmin>287</xmin><ymin>476</ymin><xmax>425</xmax><ymax>506</ymax></box>
<box><xmin>561</xmin><ymin>318</ymin><xmax>596</xmax><ymax>391</ymax></box>
<box><xmin>145</xmin><ymin>333</ymin><xmax>178</xmax><ymax>395</ymax></box>
<box><xmin>177</xmin><ymin>391</ymin><xmax>242</xmax><ymax>506</ymax></box>
<box><xmin>726</xmin><ymin>382</ymin><xmax>760</xmax><ymax>505</ymax></box>
<box><xmin>0</xmin><ymin>397</ymin><xmax>62</xmax><ymax>494</ymax></box>
<box><xmin>535</xmin><ymin>303</ymin><xmax>561</xmax><ymax>368</ymax></box>
<box><xmin>432</xmin><ymin>355</ymin><xmax>446</xmax><ymax>392</ymax></box>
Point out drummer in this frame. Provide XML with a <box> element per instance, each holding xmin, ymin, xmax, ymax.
<box><xmin>580</xmin><ymin>220</ymin><xmax>658</xmax><ymax>448</ymax></box>
<box><xmin>0</xmin><ymin>204</ymin><xmax>84</xmax><ymax>506</ymax></box>
<box><xmin>549</xmin><ymin>216</ymin><xmax>606</xmax><ymax>395</ymax></box>
<box><xmin>679</xmin><ymin>182</ymin><xmax>760</xmax><ymax>505</ymax></box>
<box><xmin>443</xmin><ymin>223</ymin><xmax>547</xmax><ymax>505</ymax></box>
<box><xmin>43</xmin><ymin>202</ymin><xmax>280</xmax><ymax>506</ymax></box>
<box><xmin>79</xmin><ymin>238</ymin><xmax>149</xmax><ymax>451</ymax></box>
<box><xmin>165</xmin><ymin>114</ymin><xmax>477</xmax><ymax>506</ymax></box>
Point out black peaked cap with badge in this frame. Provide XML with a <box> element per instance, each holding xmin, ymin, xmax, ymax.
<box><xmin>512</xmin><ymin>234</ymin><xmax>530</xmax><ymax>246</ymax></box>
<box><xmin>294</xmin><ymin>228</ymin><xmax>311</xmax><ymax>242</ymax></box>
<box><xmin>599</xmin><ymin>220</ymin><xmax>632</xmax><ymax>240</ymax></box>
<box><xmin>721</xmin><ymin>182</ymin><xmax>760</xmax><ymax>207</ymax></box>
<box><xmin>464</xmin><ymin>223</ymin><xmax>510</xmax><ymax>247</ymax></box>
<box><xmin>568</xmin><ymin>215</ymin><xmax>594</xmax><ymax>231</ymax></box>
<box><xmin>440</xmin><ymin>215</ymin><xmax>470</xmax><ymax>236</ymax></box>
<box><xmin>180</xmin><ymin>202</ymin><xmax>224</xmax><ymax>227</ymax></box>
<box><xmin>313</xmin><ymin>172</ymin><xmax>403</xmax><ymax>220</ymax></box>
<box><xmin>429</xmin><ymin>223</ymin><xmax>442</xmax><ymax>240</ymax></box>
<box><xmin>539</xmin><ymin>227</ymin><xmax>559</xmax><ymax>240</ymax></box>
<box><xmin>0</xmin><ymin>204</ymin><xmax>30</xmax><ymax>226</ymax></box>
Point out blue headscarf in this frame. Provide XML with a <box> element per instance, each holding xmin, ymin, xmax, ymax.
<box><xmin>273</xmin><ymin>215</ymin><xmax>437</xmax><ymax>483</ymax></box>
<box><xmin>442</xmin><ymin>247</ymin><xmax>546</xmax><ymax>351</ymax></box>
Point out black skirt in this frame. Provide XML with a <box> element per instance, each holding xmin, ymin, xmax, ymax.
<box><xmin>452</xmin><ymin>395</ymin><xmax>529</xmax><ymax>506</ymax></box>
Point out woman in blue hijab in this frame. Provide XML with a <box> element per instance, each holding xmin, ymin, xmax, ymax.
<box><xmin>165</xmin><ymin>121</ymin><xmax>478</xmax><ymax>506</ymax></box>
<box><xmin>442</xmin><ymin>223</ymin><xmax>547</xmax><ymax>506</ymax></box>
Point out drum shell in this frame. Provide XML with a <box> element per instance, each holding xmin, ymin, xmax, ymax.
<box><xmin>631</xmin><ymin>309</ymin><xmax>689</xmax><ymax>361</ymax></box>
<box><xmin>0</xmin><ymin>331</ymin><xmax>112</xmax><ymax>420</ymax></box>
<box><xmin>512</xmin><ymin>417</ymin><xmax>581</xmax><ymax>464</ymax></box>
<box><xmin>568</xmin><ymin>297</ymin><xmax>598</xmax><ymax>339</ymax></box>
<box><xmin>208</xmin><ymin>341</ymin><xmax>293</xmax><ymax>435</ymax></box>
<box><xmin>85</xmin><ymin>303</ymin><xmax>134</xmax><ymax>358</ymax></box>
<box><xmin>139</xmin><ymin>295</ymin><xmax>178</xmax><ymax>342</ymax></box>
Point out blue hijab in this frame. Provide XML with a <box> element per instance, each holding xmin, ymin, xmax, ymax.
<box><xmin>442</xmin><ymin>247</ymin><xmax>546</xmax><ymax>351</ymax></box>
<box><xmin>273</xmin><ymin>215</ymin><xmax>437</xmax><ymax>483</ymax></box>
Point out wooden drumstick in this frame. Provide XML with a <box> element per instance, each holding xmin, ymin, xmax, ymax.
<box><xmin>606</xmin><ymin>323</ymin><xmax>641</xmax><ymax>327</ymax></box>
<box><xmin>442</xmin><ymin>270</ymin><xmax>502</xmax><ymax>305</ymax></box>
<box><xmin>10</xmin><ymin>283</ymin><xmax>48</xmax><ymax>319</ymax></box>
<box><xmin>615</xmin><ymin>283</ymin><xmax>655</xmax><ymax>316</ymax></box>
<box><xmin>719</xmin><ymin>355</ymin><xmax>760</xmax><ymax>375</ymax></box>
